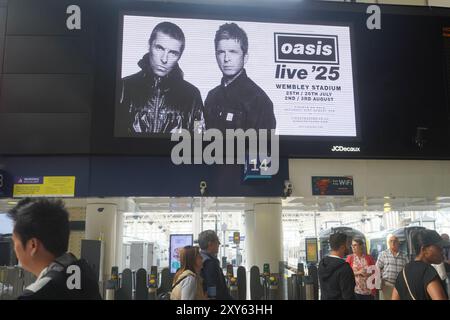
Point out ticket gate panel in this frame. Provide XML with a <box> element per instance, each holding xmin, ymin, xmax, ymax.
<box><xmin>237</xmin><ymin>266</ymin><xmax>246</xmax><ymax>300</ymax></box>
<box><xmin>135</xmin><ymin>268</ymin><xmax>148</xmax><ymax>300</ymax></box>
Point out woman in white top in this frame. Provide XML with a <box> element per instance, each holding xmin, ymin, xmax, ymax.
<box><xmin>170</xmin><ymin>246</ymin><xmax>207</xmax><ymax>300</ymax></box>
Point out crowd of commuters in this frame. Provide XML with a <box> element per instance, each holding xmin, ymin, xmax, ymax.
<box><xmin>5</xmin><ymin>198</ymin><xmax>450</xmax><ymax>300</ymax></box>
<box><xmin>318</xmin><ymin>230</ymin><xmax>450</xmax><ymax>300</ymax></box>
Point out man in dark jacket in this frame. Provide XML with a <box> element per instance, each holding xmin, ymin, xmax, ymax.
<box><xmin>198</xmin><ymin>230</ymin><xmax>232</xmax><ymax>300</ymax></box>
<box><xmin>318</xmin><ymin>232</ymin><xmax>356</xmax><ymax>300</ymax></box>
<box><xmin>204</xmin><ymin>23</ymin><xmax>276</xmax><ymax>132</ymax></box>
<box><xmin>118</xmin><ymin>21</ymin><xmax>204</xmax><ymax>135</ymax></box>
<box><xmin>8</xmin><ymin>198</ymin><xmax>102</xmax><ymax>300</ymax></box>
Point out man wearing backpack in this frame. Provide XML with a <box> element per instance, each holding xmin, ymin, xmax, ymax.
<box><xmin>8</xmin><ymin>198</ymin><xmax>102</xmax><ymax>300</ymax></box>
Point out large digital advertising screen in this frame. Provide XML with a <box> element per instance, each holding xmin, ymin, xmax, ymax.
<box><xmin>114</xmin><ymin>14</ymin><xmax>358</xmax><ymax>139</ymax></box>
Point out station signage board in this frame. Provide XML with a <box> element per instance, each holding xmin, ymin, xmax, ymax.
<box><xmin>311</xmin><ymin>176</ymin><xmax>354</xmax><ymax>196</ymax></box>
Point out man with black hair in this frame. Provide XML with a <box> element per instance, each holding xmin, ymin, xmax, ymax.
<box><xmin>198</xmin><ymin>230</ymin><xmax>232</xmax><ymax>300</ymax></box>
<box><xmin>318</xmin><ymin>233</ymin><xmax>356</xmax><ymax>300</ymax></box>
<box><xmin>118</xmin><ymin>21</ymin><xmax>204</xmax><ymax>134</ymax></box>
<box><xmin>204</xmin><ymin>22</ymin><xmax>276</xmax><ymax>132</ymax></box>
<box><xmin>8</xmin><ymin>198</ymin><xmax>101</xmax><ymax>300</ymax></box>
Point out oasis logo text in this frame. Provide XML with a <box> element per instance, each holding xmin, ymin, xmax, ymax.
<box><xmin>275</xmin><ymin>33</ymin><xmax>338</xmax><ymax>64</ymax></box>
<box><xmin>331</xmin><ymin>146</ymin><xmax>360</xmax><ymax>152</ymax></box>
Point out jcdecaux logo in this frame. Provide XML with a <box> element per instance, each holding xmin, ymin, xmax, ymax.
<box><xmin>331</xmin><ymin>145</ymin><xmax>361</xmax><ymax>152</ymax></box>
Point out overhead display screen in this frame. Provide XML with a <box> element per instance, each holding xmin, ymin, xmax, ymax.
<box><xmin>114</xmin><ymin>14</ymin><xmax>358</xmax><ymax>138</ymax></box>
<box><xmin>169</xmin><ymin>234</ymin><xmax>193</xmax><ymax>274</ymax></box>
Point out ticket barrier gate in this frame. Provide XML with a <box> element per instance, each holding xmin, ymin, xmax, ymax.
<box><xmin>266</xmin><ymin>275</ymin><xmax>278</xmax><ymax>300</ymax></box>
<box><xmin>226</xmin><ymin>264</ymin><xmax>239</xmax><ymax>300</ymax></box>
<box><xmin>287</xmin><ymin>263</ymin><xmax>318</xmax><ymax>300</ymax></box>
<box><xmin>288</xmin><ymin>263</ymin><xmax>305</xmax><ymax>300</ymax></box>
<box><xmin>105</xmin><ymin>266</ymin><xmax>119</xmax><ymax>300</ymax></box>
<box><xmin>106</xmin><ymin>267</ymin><xmax>131</xmax><ymax>300</ymax></box>
<box><xmin>148</xmin><ymin>266</ymin><xmax>158</xmax><ymax>300</ymax></box>
<box><xmin>236</xmin><ymin>266</ymin><xmax>247</xmax><ymax>300</ymax></box>
<box><xmin>106</xmin><ymin>266</ymin><xmax>170</xmax><ymax>300</ymax></box>
<box><xmin>307</xmin><ymin>264</ymin><xmax>319</xmax><ymax>300</ymax></box>
<box><xmin>250</xmin><ymin>264</ymin><xmax>279</xmax><ymax>300</ymax></box>
<box><xmin>304</xmin><ymin>276</ymin><xmax>315</xmax><ymax>300</ymax></box>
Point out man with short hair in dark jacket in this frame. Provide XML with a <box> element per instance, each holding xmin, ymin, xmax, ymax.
<box><xmin>8</xmin><ymin>198</ymin><xmax>102</xmax><ymax>300</ymax></box>
<box><xmin>318</xmin><ymin>233</ymin><xmax>356</xmax><ymax>300</ymax></box>
<box><xmin>118</xmin><ymin>22</ymin><xmax>204</xmax><ymax>135</ymax></box>
<box><xmin>198</xmin><ymin>230</ymin><xmax>233</xmax><ymax>300</ymax></box>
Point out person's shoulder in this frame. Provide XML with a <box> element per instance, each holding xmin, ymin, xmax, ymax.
<box><xmin>202</xmin><ymin>256</ymin><xmax>216</xmax><ymax>267</ymax></box>
<box><xmin>204</xmin><ymin>86</ymin><xmax>221</xmax><ymax>107</ymax></box>
<box><xmin>19</xmin><ymin>276</ymin><xmax>66</xmax><ymax>300</ymax></box>
<box><xmin>122</xmin><ymin>70</ymin><xmax>145</xmax><ymax>83</ymax></box>
<box><xmin>242</xmin><ymin>76</ymin><xmax>272</xmax><ymax>103</ymax></box>
<box><xmin>240</xmin><ymin>75</ymin><xmax>264</xmax><ymax>92</ymax></box>
<box><xmin>182</xmin><ymin>273</ymin><xmax>197</xmax><ymax>283</ymax></box>
<box><xmin>206</xmin><ymin>84</ymin><xmax>222</xmax><ymax>98</ymax></box>
<box><xmin>412</xmin><ymin>260</ymin><xmax>436</xmax><ymax>271</ymax></box>
<box><xmin>341</xmin><ymin>260</ymin><xmax>353</xmax><ymax>271</ymax></box>
<box><xmin>177</xmin><ymin>78</ymin><xmax>201</xmax><ymax>96</ymax></box>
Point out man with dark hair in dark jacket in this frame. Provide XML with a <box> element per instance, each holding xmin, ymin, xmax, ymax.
<box><xmin>318</xmin><ymin>233</ymin><xmax>356</xmax><ymax>300</ymax></box>
<box><xmin>198</xmin><ymin>230</ymin><xmax>232</xmax><ymax>300</ymax></box>
<box><xmin>8</xmin><ymin>198</ymin><xmax>102</xmax><ymax>300</ymax></box>
<box><xmin>118</xmin><ymin>21</ymin><xmax>204</xmax><ymax>135</ymax></box>
<box><xmin>204</xmin><ymin>23</ymin><xmax>276</xmax><ymax>132</ymax></box>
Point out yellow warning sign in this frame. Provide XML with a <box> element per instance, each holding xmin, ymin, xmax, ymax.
<box><xmin>13</xmin><ymin>176</ymin><xmax>76</xmax><ymax>197</ymax></box>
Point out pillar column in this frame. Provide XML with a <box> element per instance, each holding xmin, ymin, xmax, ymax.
<box><xmin>192</xmin><ymin>197</ymin><xmax>203</xmax><ymax>242</ymax></box>
<box><xmin>244</xmin><ymin>198</ymin><xmax>283</xmax><ymax>273</ymax></box>
<box><xmin>85</xmin><ymin>199</ymin><xmax>125</xmax><ymax>282</ymax></box>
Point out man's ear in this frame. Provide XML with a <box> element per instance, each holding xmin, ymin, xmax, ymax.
<box><xmin>244</xmin><ymin>53</ymin><xmax>249</xmax><ymax>65</ymax></box>
<box><xmin>28</xmin><ymin>238</ymin><xmax>39</xmax><ymax>257</ymax></box>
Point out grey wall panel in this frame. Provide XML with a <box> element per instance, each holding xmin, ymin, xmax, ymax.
<box><xmin>0</xmin><ymin>36</ymin><xmax>4</xmax><ymax>74</ymax></box>
<box><xmin>0</xmin><ymin>7</ymin><xmax>6</xmax><ymax>37</ymax></box>
<box><xmin>4</xmin><ymin>36</ymin><xmax>92</xmax><ymax>74</ymax></box>
<box><xmin>0</xmin><ymin>113</ymin><xmax>90</xmax><ymax>154</ymax></box>
<box><xmin>0</xmin><ymin>74</ymin><xmax>92</xmax><ymax>113</ymax></box>
<box><xmin>7</xmin><ymin>0</ymin><xmax>88</xmax><ymax>35</ymax></box>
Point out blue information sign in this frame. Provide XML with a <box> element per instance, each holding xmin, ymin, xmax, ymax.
<box><xmin>243</xmin><ymin>153</ymin><xmax>273</xmax><ymax>181</ymax></box>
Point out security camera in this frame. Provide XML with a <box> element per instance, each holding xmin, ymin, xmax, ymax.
<box><xmin>415</xmin><ymin>127</ymin><xmax>428</xmax><ymax>149</ymax></box>
<box><xmin>200</xmin><ymin>181</ymin><xmax>207</xmax><ymax>196</ymax></box>
<box><xmin>283</xmin><ymin>180</ymin><xmax>293</xmax><ymax>198</ymax></box>
<box><xmin>97</xmin><ymin>207</ymin><xmax>105</xmax><ymax>213</ymax></box>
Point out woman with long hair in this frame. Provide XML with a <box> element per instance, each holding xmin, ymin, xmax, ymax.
<box><xmin>170</xmin><ymin>246</ymin><xmax>207</xmax><ymax>300</ymax></box>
